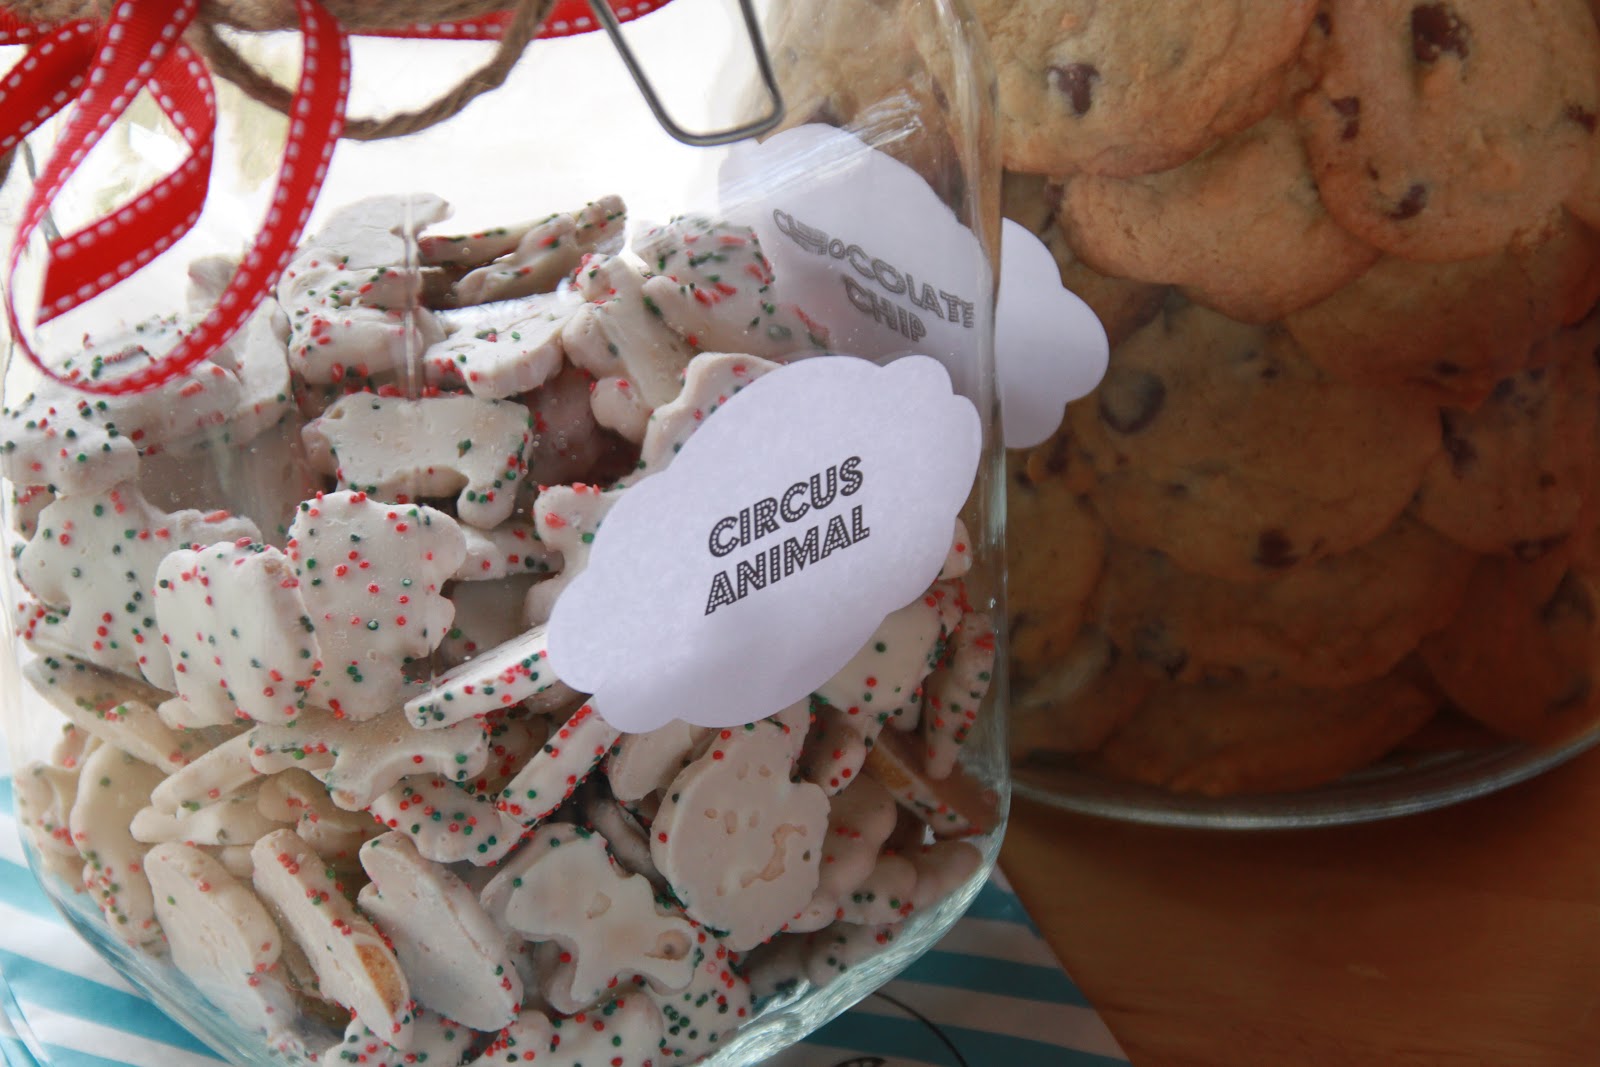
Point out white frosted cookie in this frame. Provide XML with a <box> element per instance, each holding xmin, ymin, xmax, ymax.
<box><xmin>563</xmin><ymin>254</ymin><xmax>695</xmax><ymax>442</ymax></box>
<box><xmin>496</xmin><ymin>703</ymin><xmax>620</xmax><ymax>827</ymax></box>
<box><xmin>151</xmin><ymin>541</ymin><xmax>320</xmax><ymax>727</ymax></box>
<box><xmin>651</xmin><ymin>728</ymin><xmax>828</xmax><ymax>950</ymax></box>
<box><xmin>406</xmin><ymin>624</ymin><xmax>578</xmax><ymax>729</ymax></box>
<box><xmin>252</xmin><ymin>828</ymin><xmax>412</xmax><ymax>1045</ymax></box>
<box><xmin>70</xmin><ymin>743</ymin><xmax>167</xmax><ymax>946</ymax></box>
<box><xmin>287</xmin><ymin>492</ymin><xmax>465</xmax><ymax>720</ymax></box>
<box><xmin>249</xmin><ymin>705</ymin><xmax>490</xmax><ymax>811</ymax></box>
<box><xmin>324</xmin><ymin>1010</ymin><xmax>471</xmax><ymax>1067</ymax></box>
<box><xmin>921</xmin><ymin>611</ymin><xmax>996</xmax><ymax>779</ymax></box>
<box><xmin>145</xmin><ymin>842</ymin><xmax>296</xmax><ymax>1034</ymax></box>
<box><xmin>480</xmin><ymin>824</ymin><xmax>695</xmax><ymax>1013</ymax></box>
<box><xmin>523</xmin><ymin>482</ymin><xmax>619</xmax><ymax>625</ymax></box>
<box><xmin>618</xmin><ymin>351</ymin><xmax>781</xmax><ymax>488</ymax></box>
<box><xmin>637</xmin><ymin>217</ymin><xmax>824</xmax><ymax>359</ymax></box>
<box><xmin>25</xmin><ymin>655</ymin><xmax>213</xmax><ymax>770</ymax></box>
<box><xmin>367</xmin><ymin>775</ymin><xmax>522</xmax><ymax>866</ymax></box>
<box><xmin>424</xmin><ymin>292</ymin><xmax>571</xmax><ymax>400</ymax></box>
<box><xmin>452</xmin><ymin>196</ymin><xmax>626</xmax><ymax>306</ymax></box>
<box><xmin>304</xmin><ymin>394</ymin><xmax>534</xmax><ymax>529</ymax></box>
<box><xmin>357</xmin><ymin>832</ymin><xmax>522</xmax><ymax>1031</ymax></box>
<box><xmin>15</xmin><ymin>483</ymin><xmax>259</xmax><ymax>680</ymax></box>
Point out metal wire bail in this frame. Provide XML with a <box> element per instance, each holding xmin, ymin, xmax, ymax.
<box><xmin>588</xmin><ymin>0</ymin><xmax>785</xmax><ymax>147</ymax></box>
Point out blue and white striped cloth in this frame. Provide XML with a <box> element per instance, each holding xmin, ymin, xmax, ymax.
<box><xmin>0</xmin><ymin>778</ymin><xmax>1126</xmax><ymax>1067</ymax></box>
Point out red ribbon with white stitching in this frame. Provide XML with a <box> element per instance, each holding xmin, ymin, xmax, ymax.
<box><xmin>0</xmin><ymin>1</ymin><xmax>673</xmax><ymax>396</ymax></box>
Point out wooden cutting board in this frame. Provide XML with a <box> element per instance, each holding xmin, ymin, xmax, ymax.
<box><xmin>1000</xmin><ymin>745</ymin><xmax>1600</xmax><ymax>1066</ymax></box>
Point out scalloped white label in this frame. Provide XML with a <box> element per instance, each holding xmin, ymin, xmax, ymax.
<box><xmin>719</xmin><ymin>123</ymin><xmax>1108</xmax><ymax>449</ymax></box>
<box><xmin>545</xmin><ymin>354</ymin><xmax>980</xmax><ymax>733</ymax></box>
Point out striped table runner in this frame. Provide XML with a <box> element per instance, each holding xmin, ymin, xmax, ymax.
<box><xmin>0</xmin><ymin>778</ymin><xmax>1127</xmax><ymax>1067</ymax></box>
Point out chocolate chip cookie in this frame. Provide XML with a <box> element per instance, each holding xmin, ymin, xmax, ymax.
<box><xmin>1094</xmin><ymin>518</ymin><xmax>1475</xmax><ymax>688</ymax></box>
<box><xmin>1419</xmin><ymin>548</ymin><xmax>1600</xmax><ymax>743</ymax></box>
<box><xmin>1414</xmin><ymin>317</ymin><xmax>1600</xmax><ymax>556</ymax></box>
<box><xmin>1070</xmin><ymin>300</ymin><xmax>1441</xmax><ymax>583</ymax></box>
<box><xmin>970</xmin><ymin>0</ymin><xmax>1319</xmax><ymax>176</ymax></box>
<box><xmin>1007</xmin><ymin>449</ymin><xmax>1106</xmax><ymax>688</ymax></box>
<box><xmin>1057</xmin><ymin>113</ymin><xmax>1378</xmax><ymax>323</ymax></box>
<box><xmin>1298</xmin><ymin>0</ymin><xmax>1600</xmax><ymax>261</ymax></box>
<box><xmin>1088</xmin><ymin>672</ymin><xmax>1439</xmax><ymax>797</ymax></box>
<box><xmin>1284</xmin><ymin>214</ymin><xmax>1600</xmax><ymax>404</ymax></box>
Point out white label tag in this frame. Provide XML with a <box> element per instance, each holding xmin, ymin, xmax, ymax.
<box><xmin>996</xmin><ymin>219</ymin><xmax>1109</xmax><ymax>448</ymax></box>
<box><xmin>718</xmin><ymin>123</ymin><xmax>1107</xmax><ymax>449</ymax></box>
<box><xmin>545</xmin><ymin>354</ymin><xmax>981</xmax><ymax>734</ymax></box>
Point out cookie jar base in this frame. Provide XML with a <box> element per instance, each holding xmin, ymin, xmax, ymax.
<box><xmin>1012</xmin><ymin>729</ymin><xmax>1600</xmax><ymax>830</ymax></box>
<box><xmin>5</xmin><ymin>814</ymin><xmax>1006</xmax><ymax>1067</ymax></box>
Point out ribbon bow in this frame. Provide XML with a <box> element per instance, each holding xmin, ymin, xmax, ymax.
<box><xmin>0</xmin><ymin>0</ymin><xmax>663</xmax><ymax>395</ymax></box>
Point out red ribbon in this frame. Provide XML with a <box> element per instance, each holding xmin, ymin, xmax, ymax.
<box><xmin>0</xmin><ymin>1</ymin><xmax>669</xmax><ymax>396</ymax></box>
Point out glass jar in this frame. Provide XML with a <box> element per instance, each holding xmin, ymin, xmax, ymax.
<box><xmin>0</xmin><ymin>1</ymin><xmax>1008</xmax><ymax>1063</ymax></box>
<box><xmin>983</xmin><ymin>0</ymin><xmax>1600</xmax><ymax>825</ymax></box>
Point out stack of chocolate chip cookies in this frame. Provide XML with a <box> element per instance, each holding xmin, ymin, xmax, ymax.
<box><xmin>784</xmin><ymin>0</ymin><xmax>1600</xmax><ymax>797</ymax></box>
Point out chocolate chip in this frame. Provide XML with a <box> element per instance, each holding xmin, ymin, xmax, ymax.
<box><xmin>1433</xmin><ymin>360</ymin><xmax>1462</xmax><ymax>377</ymax></box>
<box><xmin>1439</xmin><ymin>411</ymin><xmax>1477</xmax><ymax>474</ymax></box>
<box><xmin>1097</xmin><ymin>367</ymin><xmax>1166</xmax><ymax>434</ymax></box>
<box><xmin>1314</xmin><ymin>10</ymin><xmax>1332</xmax><ymax>34</ymax></box>
<box><xmin>1047</xmin><ymin>63</ymin><xmax>1099</xmax><ymax>117</ymax></box>
<box><xmin>1043</xmin><ymin>434</ymin><xmax>1072</xmax><ymax>474</ymax></box>
<box><xmin>1568</xmin><ymin>104</ymin><xmax>1599</xmax><ymax>133</ymax></box>
<box><xmin>1542</xmin><ymin>573</ymin><xmax>1597</xmax><ymax>626</ymax></box>
<box><xmin>1538</xmin><ymin>472</ymin><xmax>1559</xmax><ymax>489</ymax></box>
<box><xmin>1411</xmin><ymin>4</ymin><xmax>1469</xmax><ymax>63</ymax></box>
<box><xmin>1253</xmin><ymin>529</ymin><xmax>1299</xmax><ymax>569</ymax></box>
<box><xmin>1331</xmin><ymin>97</ymin><xmax>1361</xmax><ymax>140</ymax></box>
<box><xmin>1131</xmin><ymin>621</ymin><xmax>1188</xmax><ymax>679</ymax></box>
<box><xmin>1387</xmin><ymin>183</ymin><xmax>1429</xmax><ymax>220</ymax></box>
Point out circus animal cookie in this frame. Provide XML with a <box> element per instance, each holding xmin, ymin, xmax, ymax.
<box><xmin>790</xmin><ymin>775</ymin><xmax>901</xmax><ymax>932</ymax></box>
<box><xmin>922</xmin><ymin>612</ymin><xmax>996</xmax><ymax>779</ymax></box>
<box><xmin>815</xmin><ymin>597</ymin><xmax>944</xmax><ymax>720</ymax></box>
<box><xmin>563</xmin><ymin>254</ymin><xmax>695</xmax><ymax>442</ymax></box>
<box><xmin>256</xmin><ymin>769</ymin><xmax>379</xmax><ymax>862</ymax></box>
<box><xmin>357</xmin><ymin>832</ymin><xmax>522</xmax><ymax>1031</ymax></box>
<box><xmin>0</xmin><ymin>316</ymin><xmax>244</xmax><ymax>495</ymax></box>
<box><xmin>148</xmin><ymin>734</ymin><xmax>260</xmax><ymax>816</ymax></box>
<box><xmin>277</xmin><ymin>194</ymin><xmax>449</xmax><ymax>385</ymax></box>
<box><xmin>405</xmin><ymin>625</ymin><xmax>577</xmax><ymax>729</ymax></box>
<box><xmin>23</xmin><ymin>655</ymin><xmax>211</xmax><ymax>770</ymax></box>
<box><xmin>249</xmin><ymin>705</ymin><xmax>490</xmax><ymax>811</ymax></box>
<box><xmin>15</xmin><ymin>483</ymin><xmax>259</xmax><ymax>679</ymax></box>
<box><xmin>864</xmin><ymin>724</ymin><xmax>999</xmax><ymax>838</ymax></box>
<box><xmin>367</xmin><ymin>775</ymin><xmax>522</xmax><ymax>866</ymax></box>
<box><xmin>619</xmin><ymin>351</ymin><xmax>781</xmax><ymax>487</ymax></box>
<box><xmin>496</xmin><ymin>703</ymin><xmax>620</xmax><ymax>826</ymax></box>
<box><xmin>649</xmin><ymin>934</ymin><xmax>755</xmax><ymax>1066</ymax></box>
<box><xmin>69</xmin><ymin>743</ymin><xmax>167</xmax><ymax>946</ymax></box>
<box><xmin>606</xmin><ymin>721</ymin><xmax>712</xmax><ymax>803</ymax></box>
<box><xmin>638</xmin><ymin>216</ymin><xmax>825</xmax><ymax>358</ymax></box>
<box><xmin>651</xmin><ymin>727</ymin><xmax>829</xmax><ymax>951</ymax></box>
<box><xmin>326</xmin><ymin>1010</ymin><xmax>471</xmax><ymax>1067</ymax></box>
<box><xmin>449</xmin><ymin>195</ymin><xmax>627</xmax><ymax>305</ymax></box>
<box><xmin>149</xmin><ymin>541</ymin><xmax>320</xmax><ymax>727</ymax></box>
<box><xmin>130</xmin><ymin>782</ymin><xmax>287</xmax><ymax>849</ymax></box>
<box><xmin>144</xmin><ymin>843</ymin><xmax>297</xmax><ymax>1033</ymax></box>
<box><xmin>286</xmin><ymin>492</ymin><xmax>465</xmax><ymax>720</ymax></box>
<box><xmin>251</xmin><ymin>829</ymin><xmax>413</xmax><ymax>1043</ymax></box>
<box><xmin>524</xmin><ymin>482</ymin><xmax>618</xmax><ymax>625</ymax></box>
<box><xmin>454</xmin><ymin>520</ymin><xmax>558</xmax><ymax>581</ymax></box>
<box><xmin>305</xmin><ymin>395</ymin><xmax>533</xmax><ymax>529</ymax></box>
<box><xmin>424</xmin><ymin>293</ymin><xmax>571</xmax><ymax>400</ymax></box>
<box><xmin>480</xmin><ymin>823</ymin><xmax>695</xmax><ymax>1013</ymax></box>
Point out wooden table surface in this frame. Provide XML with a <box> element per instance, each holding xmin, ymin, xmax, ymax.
<box><xmin>999</xmin><ymin>745</ymin><xmax>1600</xmax><ymax>1067</ymax></box>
